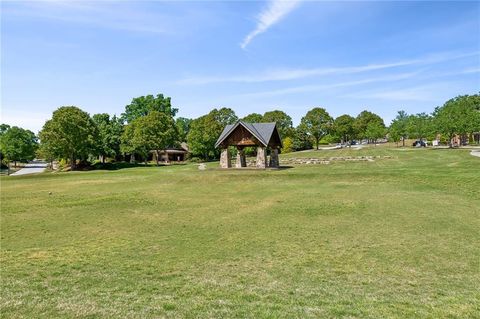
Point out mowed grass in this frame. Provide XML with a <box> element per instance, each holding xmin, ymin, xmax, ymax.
<box><xmin>1</xmin><ymin>148</ymin><xmax>479</xmax><ymax>318</ymax></box>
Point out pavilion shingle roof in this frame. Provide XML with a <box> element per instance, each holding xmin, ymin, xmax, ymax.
<box><xmin>215</xmin><ymin>120</ymin><xmax>278</xmax><ymax>148</ymax></box>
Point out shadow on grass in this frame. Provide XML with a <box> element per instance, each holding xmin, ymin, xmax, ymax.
<box><xmin>211</xmin><ymin>165</ymin><xmax>294</xmax><ymax>171</ymax></box>
<box><xmin>91</xmin><ymin>162</ymin><xmax>186</xmax><ymax>171</ymax></box>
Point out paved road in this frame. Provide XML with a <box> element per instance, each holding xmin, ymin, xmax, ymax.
<box><xmin>10</xmin><ymin>161</ymin><xmax>48</xmax><ymax>176</ymax></box>
<box><xmin>471</xmin><ymin>150</ymin><xmax>480</xmax><ymax>158</ymax></box>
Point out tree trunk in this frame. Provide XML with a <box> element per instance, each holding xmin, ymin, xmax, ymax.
<box><xmin>71</xmin><ymin>155</ymin><xmax>76</xmax><ymax>170</ymax></box>
<box><xmin>402</xmin><ymin>138</ymin><xmax>405</xmax><ymax>147</ymax></box>
<box><xmin>448</xmin><ymin>134</ymin><xmax>454</xmax><ymax>148</ymax></box>
<box><xmin>102</xmin><ymin>155</ymin><xmax>105</xmax><ymax>164</ymax></box>
<box><xmin>155</xmin><ymin>150</ymin><xmax>160</xmax><ymax>166</ymax></box>
<box><xmin>316</xmin><ymin>137</ymin><xmax>319</xmax><ymax>150</ymax></box>
<box><xmin>14</xmin><ymin>161</ymin><xmax>17</xmax><ymax>168</ymax></box>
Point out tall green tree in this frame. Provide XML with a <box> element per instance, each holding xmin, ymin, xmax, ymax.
<box><xmin>187</xmin><ymin>108</ymin><xmax>235</xmax><ymax>160</ymax></box>
<box><xmin>292</xmin><ymin>124</ymin><xmax>313</xmax><ymax>151</ymax></box>
<box><xmin>365</xmin><ymin>122</ymin><xmax>386</xmax><ymax>144</ymax></box>
<box><xmin>122</xmin><ymin>94</ymin><xmax>178</xmax><ymax>123</ymax></box>
<box><xmin>388</xmin><ymin>126</ymin><xmax>402</xmax><ymax>146</ymax></box>
<box><xmin>333</xmin><ymin>114</ymin><xmax>355</xmax><ymax>144</ymax></box>
<box><xmin>175</xmin><ymin>117</ymin><xmax>192</xmax><ymax>143</ymax></box>
<box><xmin>354</xmin><ymin>110</ymin><xmax>385</xmax><ymax>142</ymax></box>
<box><xmin>0</xmin><ymin>124</ymin><xmax>10</xmax><ymax>162</ymax></box>
<box><xmin>433</xmin><ymin>94</ymin><xmax>480</xmax><ymax>146</ymax></box>
<box><xmin>211</xmin><ymin>107</ymin><xmax>238</xmax><ymax>126</ymax></box>
<box><xmin>0</xmin><ymin>124</ymin><xmax>10</xmax><ymax>135</ymax></box>
<box><xmin>0</xmin><ymin>126</ymin><xmax>38</xmax><ymax>167</ymax></box>
<box><xmin>120</xmin><ymin>121</ymin><xmax>139</xmax><ymax>163</ymax></box>
<box><xmin>39</xmin><ymin>106</ymin><xmax>98</xmax><ymax>169</ymax></box>
<box><xmin>389</xmin><ymin>111</ymin><xmax>409</xmax><ymax>146</ymax></box>
<box><xmin>407</xmin><ymin>113</ymin><xmax>434</xmax><ymax>141</ymax></box>
<box><xmin>121</xmin><ymin>111</ymin><xmax>177</xmax><ymax>165</ymax></box>
<box><xmin>300</xmin><ymin>107</ymin><xmax>333</xmax><ymax>149</ymax></box>
<box><xmin>263</xmin><ymin>110</ymin><xmax>293</xmax><ymax>138</ymax></box>
<box><xmin>242</xmin><ymin>113</ymin><xmax>263</xmax><ymax>123</ymax></box>
<box><xmin>92</xmin><ymin>113</ymin><xmax>124</xmax><ymax>163</ymax></box>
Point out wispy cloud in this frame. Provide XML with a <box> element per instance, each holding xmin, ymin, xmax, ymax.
<box><xmin>345</xmin><ymin>82</ymin><xmax>463</xmax><ymax>102</ymax></box>
<box><xmin>350</xmin><ymin>88</ymin><xmax>438</xmax><ymax>102</ymax></box>
<box><xmin>233</xmin><ymin>64</ymin><xmax>479</xmax><ymax>99</ymax></box>
<box><xmin>460</xmin><ymin>67</ymin><xmax>480</xmax><ymax>74</ymax></box>
<box><xmin>234</xmin><ymin>71</ymin><xmax>419</xmax><ymax>98</ymax></box>
<box><xmin>178</xmin><ymin>51</ymin><xmax>479</xmax><ymax>85</ymax></box>
<box><xmin>241</xmin><ymin>0</ymin><xmax>301</xmax><ymax>49</ymax></box>
<box><xmin>179</xmin><ymin>61</ymin><xmax>417</xmax><ymax>85</ymax></box>
<box><xmin>2</xmin><ymin>1</ymin><xmax>170</xmax><ymax>34</ymax></box>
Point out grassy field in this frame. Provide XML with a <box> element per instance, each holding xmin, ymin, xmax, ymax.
<box><xmin>1</xmin><ymin>147</ymin><xmax>479</xmax><ymax>318</ymax></box>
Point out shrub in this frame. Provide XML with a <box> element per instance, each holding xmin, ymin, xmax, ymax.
<box><xmin>58</xmin><ymin>158</ymin><xmax>68</xmax><ymax>170</ymax></box>
<box><xmin>282</xmin><ymin>137</ymin><xmax>293</xmax><ymax>153</ymax></box>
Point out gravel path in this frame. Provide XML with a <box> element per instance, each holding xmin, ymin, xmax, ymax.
<box><xmin>10</xmin><ymin>161</ymin><xmax>48</xmax><ymax>176</ymax></box>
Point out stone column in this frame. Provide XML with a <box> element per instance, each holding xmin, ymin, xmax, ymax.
<box><xmin>256</xmin><ymin>146</ymin><xmax>267</xmax><ymax>168</ymax></box>
<box><xmin>220</xmin><ymin>148</ymin><xmax>231</xmax><ymax>168</ymax></box>
<box><xmin>236</xmin><ymin>148</ymin><xmax>246</xmax><ymax>168</ymax></box>
<box><xmin>269</xmin><ymin>148</ymin><xmax>279</xmax><ymax>168</ymax></box>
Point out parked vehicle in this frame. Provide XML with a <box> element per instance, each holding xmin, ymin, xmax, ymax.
<box><xmin>413</xmin><ymin>140</ymin><xmax>426</xmax><ymax>147</ymax></box>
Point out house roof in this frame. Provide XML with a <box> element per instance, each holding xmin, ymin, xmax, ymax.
<box><xmin>215</xmin><ymin>120</ymin><xmax>280</xmax><ymax>148</ymax></box>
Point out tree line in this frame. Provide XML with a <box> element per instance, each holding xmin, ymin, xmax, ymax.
<box><xmin>1</xmin><ymin>93</ymin><xmax>478</xmax><ymax>168</ymax></box>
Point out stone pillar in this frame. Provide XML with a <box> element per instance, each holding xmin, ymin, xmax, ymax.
<box><xmin>236</xmin><ymin>148</ymin><xmax>246</xmax><ymax>168</ymax></box>
<box><xmin>256</xmin><ymin>146</ymin><xmax>267</xmax><ymax>169</ymax></box>
<box><xmin>220</xmin><ymin>148</ymin><xmax>231</xmax><ymax>168</ymax></box>
<box><xmin>269</xmin><ymin>148</ymin><xmax>279</xmax><ymax>168</ymax></box>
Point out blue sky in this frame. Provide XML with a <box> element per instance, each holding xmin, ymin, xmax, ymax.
<box><xmin>1</xmin><ymin>0</ymin><xmax>479</xmax><ymax>133</ymax></box>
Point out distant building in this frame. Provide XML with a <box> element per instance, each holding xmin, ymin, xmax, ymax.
<box><xmin>151</xmin><ymin>142</ymin><xmax>189</xmax><ymax>162</ymax></box>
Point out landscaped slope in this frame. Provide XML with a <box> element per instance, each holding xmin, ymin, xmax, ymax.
<box><xmin>1</xmin><ymin>148</ymin><xmax>479</xmax><ymax>318</ymax></box>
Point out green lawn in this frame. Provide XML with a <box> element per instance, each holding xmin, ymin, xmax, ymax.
<box><xmin>1</xmin><ymin>148</ymin><xmax>479</xmax><ymax>318</ymax></box>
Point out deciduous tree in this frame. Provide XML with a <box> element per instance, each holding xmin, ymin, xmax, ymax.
<box><xmin>263</xmin><ymin>110</ymin><xmax>293</xmax><ymax>138</ymax></box>
<box><xmin>175</xmin><ymin>117</ymin><xmax>192</xmax><ymax>143</ymax></box>
<box><xmin>354</xmin><ymin>110</ymin><xmax>385</xmax><ymax>142</ymax></box>
<box><xmin>407</xmin><ymin>113</ymin><xmax>434</xmax><ymax>141</ymax></box>
<box><xmin>389</xmin><ymin>111</ymin><xmax>409</xmax><ymax>146</ymax></box>
<box><xmin>187</xmin><ymin>112</ymin><xmax>223</xmax><ymax>160</ymax></box>
<box><xmin>293</xmin><ymin>124</ymin><xmax>313</xmax><ymax>151</ymax></box>
<box><xmin>121</xmin><ymin>111</ymin><xmax>177</xmax><ymax>165</ymax></box>
<box><xmin>433</xmin><ymin>94</ymin><xmax>480</xmax><ymax>147</ymax></box>
<box><xmin>0</xmin><ymin>125</ymin><xmax>38</xmax><ymax>167</ymax></box>
<box><xmin>39</xmin><ymin>106</ymin><xmax>98</xmax><ymax>169</ymax></box>
<box><xmin>122</xmin><ymin>94</ymin><xmax>178</xmax><ymax>123</ymax></box>
<box><xmin>92</xmin><ymin>113</ymin><xmax>124</xmax><ymax>163</ymax></box>
<box><xmin>333</xmin><ymin>114</ymin><xmax>355</xmax><ymax>145</ymax></box>
<box><xmin>300</xmin><ymin>107</ymin><xmax>333</xmax><ymax>149</ymax></box>
<box><xmin>242</xmin><ymin>113</ymin><xmax>263</xmax><ymax>123</ymax></box>
<box><xmin>211</xmin><ymin>107</ymin><xmax>238</xmax><ymax>126</ymax></box>
<box><xmin>365</xmin><ymin>122</ymin><xmax>386</xmax><ymax>144</ymax></box>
